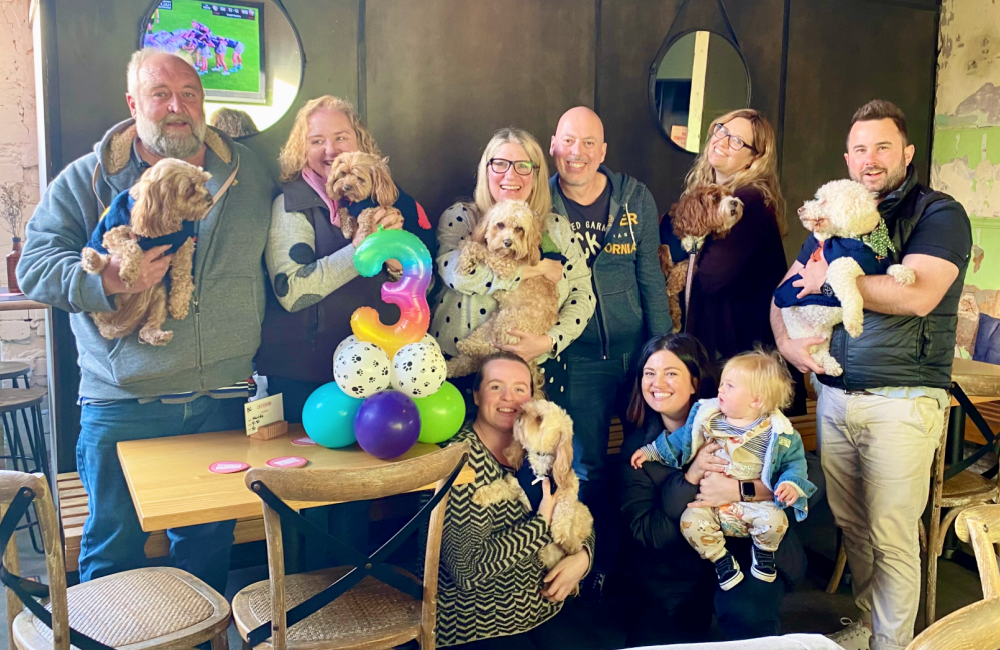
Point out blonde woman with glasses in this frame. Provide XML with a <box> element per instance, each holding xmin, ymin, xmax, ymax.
<box><xmin>662</xmin><ymin>110</ymin><xmax>788</xmax><ymax>368</ymax></box>
<box><xmin>431</xmin><ymin>127</ymin><xmax>594</xmax><ymax>399</ymax></box>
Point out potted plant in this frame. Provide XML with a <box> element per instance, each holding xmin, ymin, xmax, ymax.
<box><xmin>0</xmin><ymin>182</ymin><xmax>26</xmax><ymax>294</ymax></box>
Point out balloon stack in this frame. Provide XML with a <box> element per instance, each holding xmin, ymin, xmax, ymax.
<box><xmin>302</xmin><ymin>227</ymin><xmax>465</xmax><ymax>459</ymax></box>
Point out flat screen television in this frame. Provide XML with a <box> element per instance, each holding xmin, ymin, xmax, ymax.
<box><xmin>141</xmin><ymin>0</ymin><xmax>266</xmax><ymax>104</ymax></box>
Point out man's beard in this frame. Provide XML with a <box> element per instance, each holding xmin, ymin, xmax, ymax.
<box><xmin>852</xmin><ymin>159</ymin><xmax>907</xmax><ymax>199</ymax></box>
<box><xmin>135</xmin><ymin>111</ymin><xmax>206</xmax><ymax>160</ymax></box>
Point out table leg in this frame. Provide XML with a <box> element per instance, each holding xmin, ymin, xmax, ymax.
<box><xmin>945</xmin><ymin>402</ymin><xmax>965</xmax><ymax>465</ymax></box>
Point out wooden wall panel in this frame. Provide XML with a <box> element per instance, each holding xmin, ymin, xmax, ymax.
<box><xmin>598</xmin><ymin>0</ymin><xmax>786</xmax><ymax>218</ymax></box>
<box><xmin>780</xmin><ymin>0</ymin><xmax>939</xmax><ymax>258</ymax></box>
<box><xmin>364</xmin><ymin>0</ymin><xmax>596</xmax><ymax>222</ymax></box>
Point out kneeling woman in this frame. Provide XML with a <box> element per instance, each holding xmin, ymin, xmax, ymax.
<box><xmin>437</xmin><ymin>351</ymin><xmax>593</xmax><ymax>648</ymax></box>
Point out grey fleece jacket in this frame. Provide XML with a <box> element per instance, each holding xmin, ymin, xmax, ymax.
<box><xmin>18</xmin><ymin>119</ymin><xmax>277</xmax><ymax>399</ymax></box>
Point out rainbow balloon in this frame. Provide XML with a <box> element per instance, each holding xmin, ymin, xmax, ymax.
<box><xmin>351</xmin><ymin>227</ymin><xmax>432</xmax><ymax>357</ymax></box>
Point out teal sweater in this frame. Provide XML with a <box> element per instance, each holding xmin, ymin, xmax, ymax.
<box><xmin>18</xmin><ymin>119</ymin><xmax>277</xmax><ymax>399</ymax></box>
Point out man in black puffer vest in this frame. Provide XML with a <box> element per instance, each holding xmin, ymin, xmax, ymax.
<box><xmin>771</xmin><ymin>100</ymin><xmax>971</xmax><ymax>650</ymax></box>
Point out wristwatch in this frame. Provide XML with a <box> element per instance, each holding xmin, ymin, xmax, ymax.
<box><xmin>740</xmin><ymin>480</ymin><xmax>756</xmax><ymax>502</ymax></box>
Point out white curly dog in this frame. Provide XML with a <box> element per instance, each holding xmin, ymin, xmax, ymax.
<box><xmin>777</xmin><ymin>179</ymin><xmax>915</xmax><ymax>376</ymax></box>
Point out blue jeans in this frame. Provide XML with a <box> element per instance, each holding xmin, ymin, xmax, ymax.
<box><xmin>77</xmin><ymin>396</ymin><xmax>244</xmax><ymax>594</ymax></box>
<box><xmin>551</xmin><ymin>354</ymin><xmax>633</xmax><ymax>575</ymax></box>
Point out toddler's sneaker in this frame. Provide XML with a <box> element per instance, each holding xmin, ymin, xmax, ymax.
<box><xmin>827</xmin><ymin>618</ymin><xmax>872</xmax><ymax>650</ymax></box>
<box><xmin>713</xmin><ymin>552</ymin><xmax>743</xmax><ymax>591</ymax></box>
<box><xmin>751</xmin><ymin>545</ymin><xmax>777</xmax><ymax>582</ymax></box>
<box><xmin>221</xmin><ymin>71</ymin><xmax>230</xmax><ymax>76</ymax></box>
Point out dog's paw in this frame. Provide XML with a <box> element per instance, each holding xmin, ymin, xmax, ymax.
<box><xmin>538</xmin><ymin>543</ymin><xmax>565</xmax><ymax>570</ymax></box>
<box><xmin>140</xmin><ymin>328</ymin><xmax>174</xmax><ymax>346</ymax></box>
<box><xmin>81</xmin><ymin>248</ymin><xmax>106</xmax><ymax>274</ymax></box>
<box><xmin>887</xmin><ymin>264</ymin><xmax>916</xmax><ymax>286</ymax></box>
<box><xmin>843</xmin><ymin>314</ymin><xmax>864</xmax><ymax>338</ymax></box>
<box><xmin>341</xmin><ymin>213</ymin><xmax>358</xmax><ymax>240</ymax></box>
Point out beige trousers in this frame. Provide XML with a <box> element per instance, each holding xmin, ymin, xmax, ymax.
<box><xmin>680</xmin><ymin>501</ymin><xmax>789</xmax><ymax>562</ymax></box>
<box><xmin>816</xmin><ymin>384</ymin><xmax>943</xmax><ymax>650</ymax></box>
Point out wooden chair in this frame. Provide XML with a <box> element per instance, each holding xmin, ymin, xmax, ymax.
<box><xmin>924</xmin><ymin>387</ymin><xmax>1000</xmax><ymax>625</ymax></box>
<box><xmin>955</xmin><ymin>504</ymin><xmax>1000</xmax><ymax>600</ymax></box>
<box><xmin>232</xmin><ymin>442</ymin><xmax>470</xmax><ymax>650</ymax></box>
<box><xmin>0</xmin><ymin>470</ymin><xmax>231</xmax><ymax>650</ymax></box>
<box><xmin>906</xmin><ymin>598</ymin><xmax>1000</xmax><ymax>650</ymax></box>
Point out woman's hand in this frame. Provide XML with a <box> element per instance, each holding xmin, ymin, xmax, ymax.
<box><xmin>683</xmin><ymin>441</ymin><xmax>726</xmax><ymax>486</ymax></box>
<box><xmin>690</xmin><ymin>471</ymin><xmax>741</xmax><ymax>508</ymax></box>
<box><xmin>496</xmin><ymin>328</ymin><xmax>553</xmax><ymax>363</ymax></box>
<box><xmin>792</xmin><ymin>254</ymin><xmax>829</xmax><ymax>299</ymax></box>
<box><xmin>537</xmin><ymin>477</ymin><xmax>555</xmax><ymax>525</ymax></box>
<box><xmin>521</xmin><ymin>259</ymin><xmax>563</xmax><ymax>284</ymax></box>
<box><xmin>541</xmin><ymin>549</ymin><xmax>590</xmax><ymax>603</ymax></box>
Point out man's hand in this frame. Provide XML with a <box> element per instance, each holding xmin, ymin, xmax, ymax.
<box><xmin>541</xmin><ymin>549</ymin><xmax>590</xmax><ymax>602</ymax></box>
<box><xmin>495</xmin><ymin>328</ymin><xmax>553</xmax><ymax>362</ymax></box>
<box><xmin>793</xmin><ymin>254</ymin><xmax>829</xmax><ymax>299</ymax></box>
<box><xmin>775</xmin><ymin>333</ymin><xmax>826</xmax><ymax>375</ymax></box>
<box><xmin>521</xmin><ymin>259</ymin><xmax>563</xmax><ymax>285</ymax></box>
<box><xmin>774</xmin><ymin>483</ymin><xmax>799</xmax><ymax>506</ymax></box>
<box><xmin>101</xmin><ymin>245</ymin><xmax>172</xmax><ymax>296</ymax></box>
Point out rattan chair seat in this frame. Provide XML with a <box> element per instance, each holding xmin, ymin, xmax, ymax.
<box><xmin>233</xmin><ymin>566</ymin><xmax>421</xmax><ymax>650</ymax></box>
<box><xmin>941</xmin><ymin>470</ymin><xmax>1000</xmax><ymax>507</ymax></box>
<box><xmin>12</xmin><ymin>567</ymin><xmax>230</xmax><ymax>650</ymax></box>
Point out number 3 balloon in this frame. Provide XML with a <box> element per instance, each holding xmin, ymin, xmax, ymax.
<box><xmin>351</xmin><ymin>227</ymin><xmax>432</xmax><ymax>357</ymax></box>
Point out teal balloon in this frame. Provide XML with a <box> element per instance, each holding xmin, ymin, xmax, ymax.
<box><xmin>414</xmin><ymin>381</ymin><xmax>466</xmax><ymax>444</ymax></box>
<box><xmin>302</xmin><ymin>382</ymin><xmax>364</xmax><ymax>449</ymax></box>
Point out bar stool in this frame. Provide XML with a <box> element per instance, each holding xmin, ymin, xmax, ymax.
<box><xmin>0</xmin><ymin>386</ymin><xmax>49</xmax><ymax>553</ymax></box>
<box><xmin>0</xmin><ymin>360</ymin><xmax>31</xmax><ymax>388</ymax></box>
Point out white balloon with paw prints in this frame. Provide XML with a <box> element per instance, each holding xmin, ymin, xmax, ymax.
<box><xmin>334</xmin><ymin>340</ymin><xmax>392</xmax><ymax>398</ymax></box>
<box><xmin>391</xmin><ymin>341</ymin><xmax>446</xmax><ymax>398</ymax></box>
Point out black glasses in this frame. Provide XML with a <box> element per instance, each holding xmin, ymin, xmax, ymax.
<box><xmin>488</xmin><ymin>158</ymin><xmax>536</xmax><ymax>176</ymax></box>
<box><xmin>711</xmin><ymin>123</ymin><xmax>758</xmax><ymax>154</ymax></box>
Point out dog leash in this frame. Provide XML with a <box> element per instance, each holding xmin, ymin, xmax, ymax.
<box><xmin>683</xmin><ymin>251</ymin><xmax>696</xmax><ymax>332</ymax></box>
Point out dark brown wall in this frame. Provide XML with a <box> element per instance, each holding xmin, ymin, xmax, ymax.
<box><xmin>41</xmin><ymin>0</ymin><xmax>941</xmax><ymax>471</ymax></box>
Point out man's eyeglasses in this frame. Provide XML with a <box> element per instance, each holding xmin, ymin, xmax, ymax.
<box><xmin>488</xmin><ymin>158</ymin><xmax>536</xmax><ymax>176</ymax></box>
<box><xmin>711</xmin><ymin>123</ymin><xmax>758</xmax><ymax>154</ymax></box>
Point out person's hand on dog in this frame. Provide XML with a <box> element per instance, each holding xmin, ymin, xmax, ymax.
<box><xmin>495</xmin><ymin>328</ymin><xmax>553</xmax><ymax>363</ymax></box>
<box><xmin>541</xmin><ymin>549</ymin><xmax>590</xmax><ymax>603</ymax></box>
<box><xmin>351</xmin><ymin>207</ymin><xmax>403</xmax><ymax>272</ymax></box>
<box><xmin>792</xmin><ymin>253</ymin><xmax>829</xmax><ymax>298</ymax></box>
<box><xmin>537</xmin><ymin>477</ymin><xmax>555</xmax><ymax>525</ymax></box>
<box><xmin>521</xmin><ymin>258</ymin><xmax>563</xmax><ymax>285</ymax></box>
<box><xmin>775</xmin><ymin>332</ymin><xmax>826</xmax><ymax>375</ymax></box>
<box><xmin>101</xmin><ymin>244</ymin><xmax>173</xmax><ymax>296</ymax></box>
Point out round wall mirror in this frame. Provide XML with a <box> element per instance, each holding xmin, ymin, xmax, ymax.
<box><xmin>649</xmin><ymin>30</ymin><xmax>750</xmax><ymax>154</ymax></box>
<box><xmin>139</xmin><ymin>0</ymin><xmax>304</xmax><ymax>138</ymax></box>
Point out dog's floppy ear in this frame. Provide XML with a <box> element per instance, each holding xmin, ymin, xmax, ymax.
<box><xmin>504</xmin><ymin>438</ymin><xmax>525</xmax><ymax>470</ymax></box>
<box><xmin>671</xmin><ymin>191</ymin><xmax>697</xmax><ymax>238</ymax></box>
<box><xmin>471</xmin><ymin>211</ymin><xmax>491</xmax><ymax>243</ymax></box>
<box><xmin>552</xmin><ymin>408</ymin><xmax>576</xmax><ymax>491</ymax></box>
<box><xmin>325</xmin><ymin>155</ymin><xmax>351</xmax><ymax>199</ymax></box>
<box><xmin>372</xmin><ymin>157</ymin><xmax>399</xmax><ymax>207</ymax></box>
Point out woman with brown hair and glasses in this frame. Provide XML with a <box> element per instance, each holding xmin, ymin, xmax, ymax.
<box><xmin>661</xmin><ymin>110</ymin><xmax>789</xmax><ymax>370</ymax></box>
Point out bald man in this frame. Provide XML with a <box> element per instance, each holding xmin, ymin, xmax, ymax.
<box><xmin>547</xmin><ymin>107</ymin><xmax>671</xmax><ymax>600</ymax></box>
<box><xmin>19</xmin><ymin>49</ymin><xmax>277</xmax><ymax>592</ymax></box>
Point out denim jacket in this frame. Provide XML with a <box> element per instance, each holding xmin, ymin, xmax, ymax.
<box><xmin>651</xmin><ymin>399</ymin><xmax>816</xmax><ymax>522</ymax></box>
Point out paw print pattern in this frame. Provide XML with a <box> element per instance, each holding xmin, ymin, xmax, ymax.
<box><xmin>334</xmin><ymin>340</ymin><xmax>391</xmax><ymax>398</ymax></box>
<box><xmin>392</xmin><ymin>341</ymin><xmax>447</xmax><ymax>398</ymax></box>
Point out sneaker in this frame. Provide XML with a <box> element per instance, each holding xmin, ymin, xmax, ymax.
<box><xmin>827</xmin><ymin>618</ymin><xmax>872</xmax><ymax>650</ymax></box>
<box><xmin>714</xmin><ymin>552</ymin><xmax>744</xmax><ymax>591</ymax></box>
<box><xmin>576</xmin><ymin>571</ymin><xmax>605</xmax><ymax>607</ymax></box>
<box><xmin>751</xmin><ymin>545</ymin><xmax>777</xmax><ymax>582</ymax></box>
<box><xmin>221</xmin><ymin>71</ymin><xmax>230</xmax><ymax>75</ymax></box>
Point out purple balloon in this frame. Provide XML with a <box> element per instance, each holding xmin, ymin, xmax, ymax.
<box><xmin>354</xmin><ymin>391</ymin><xmax>421</xmax><ymax>459</ymax></box>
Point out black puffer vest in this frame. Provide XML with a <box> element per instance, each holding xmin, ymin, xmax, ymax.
<box><xmin>818</xmin><ymin>172</ymin><xmax>970</xmax><ymax>391</ymax></box>
<box><xmin>256</xmin><ymin>179</ymin><xmax>396</xmax><ymax>383</ymax></box>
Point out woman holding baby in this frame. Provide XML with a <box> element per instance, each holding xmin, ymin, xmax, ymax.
<box><xmin>618</xmin><ymin>333</ymin><xmax>825</xmax><ymax>646</ymax></box>
<box><xmin>430</xmin><ymin>128</ymin><xmax>594</xmax><ymax>400</ymax></box>
<box><xmin>437</xmin><ymin>351</ymin><xmax>593</xmax><ymax>649</ymax></box>
<box><xmin>661</xmin><ymin>110</ymin><xmax>787</xmax><ymax>365</ymax></box>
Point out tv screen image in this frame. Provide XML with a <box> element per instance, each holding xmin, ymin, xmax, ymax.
<box><xmin>143</xmin><ymin>0</ymin><xmax>266</xmax><ymax>103</ymax></box>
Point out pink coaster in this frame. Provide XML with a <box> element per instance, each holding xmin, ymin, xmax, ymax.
<box><xmin>209</xmin><ymin>461</ymin><xmax>250</xmax><ymax>474</ymax></box>
<box><xmin>291</xmin><ymin>436</ymin><xmax>318</xmax><ymax>446</ymax></box>
<box><xmin>266</xmin><ymin>456</ymin><xmax>308</xmax><ymax>468</ymax></box>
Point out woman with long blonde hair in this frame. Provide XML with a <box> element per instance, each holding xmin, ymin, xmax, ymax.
<box><xmin>662</xmin><ymin>109</ymin><xmax>788</xmax><ymax>365</ymax></box>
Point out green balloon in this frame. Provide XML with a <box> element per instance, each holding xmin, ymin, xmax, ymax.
<box><xmin>414</xmin><ymin>381</ymin><xmax>466</xmax><ymax>444</ymax></box>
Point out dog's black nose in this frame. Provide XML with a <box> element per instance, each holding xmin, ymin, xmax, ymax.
<box><xmin>503</xmin><ymin>240</ymin><xmax>512</xmax><ymax>248</ymax></box>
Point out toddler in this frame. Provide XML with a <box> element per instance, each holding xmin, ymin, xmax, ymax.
<box><xmin>631</xmin><ymin>349</ymin><xmax>816</xmax><ymax>590</ymax></box>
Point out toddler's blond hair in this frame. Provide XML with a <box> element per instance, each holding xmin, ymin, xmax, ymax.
<box><xmin>721</xmin><ymin>347</ymin><xmax>794</xmax><ymax>414</ymax></box>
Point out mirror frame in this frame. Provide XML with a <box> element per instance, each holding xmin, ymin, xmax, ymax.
<box><xmin>136</xmin><ymin>0</ymin><xmax>306</xmax><ymax>139</ymax></box>
<box><xmin>647</xmin><ymin>27</ymin><xmax>752</xmax><ymax>154</ymax></box>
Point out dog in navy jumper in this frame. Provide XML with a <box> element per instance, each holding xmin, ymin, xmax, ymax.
<box><xmin>774</xmin><ymin>179</ymin><xmax>915</xmax><ymax>376</ymax></box>
<box><xmin>325</xmin><ymin>152</ymin><xmax>434</xmax><ymax>255</ymax></box>
<box><xmin>81</xmin><ymin>159</ymin><xmax>212</xmax><ymax>345</ymax></box>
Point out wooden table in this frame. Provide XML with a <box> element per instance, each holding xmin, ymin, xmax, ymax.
<box><xmin>947</xmin><ymin>357</ymin><xmax>1000</xmax><ymax>463</ymax></box>
<box><xmin>118</xmin><ymin>424</ymin><xmax>475</xmax><ymax>533</ymax></box>
<box><xmin>0</xmin><ymin>289</ymin><xmax>46</xmax><ymax>312</ymax></box>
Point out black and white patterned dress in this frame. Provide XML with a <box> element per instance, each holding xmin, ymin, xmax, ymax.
<box><xmin>436</xmin><ymin>424</ymin><xmax>593</xmax><ymax>646</ymax></box>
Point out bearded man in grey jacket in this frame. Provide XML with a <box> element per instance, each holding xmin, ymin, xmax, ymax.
<box><xmin>18</xmin><ymin>49</ymin><xmax>276</xmax><ymax>593</ymax></box>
